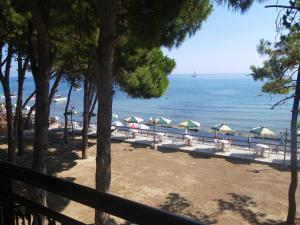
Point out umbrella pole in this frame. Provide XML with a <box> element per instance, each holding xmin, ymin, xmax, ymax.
<box><xmin>153</xmin><ymin>121</ymin><xmax>156</xmax><ymax>142</ymax></box>
<box><xmin>248</xmin><ymin>133</ymin><xmax>251</xmax><ymax>150</ymax></box>
<box><xmin>283</xmin><ymin>128</ymin><xmax>288</xmax><ymax>166</ymax></box>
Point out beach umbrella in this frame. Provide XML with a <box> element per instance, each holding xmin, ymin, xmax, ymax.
<box><xmin>250</xmin><ymin>126</ymin><xmax>275</xmax><ymax>143</ymax></box>
<box><xmin>149</xmin><ymin>117</ymin><xmax>172</xmax><ymax>125</ymax></box>
<box><xmin>112</xmin><ymin>121</ymin><xmax>123</xmax><ymax>127</ymax></box>
<box><xmin>250</xmin><ymin>126</ymin><xmax>275</xmax><ymax>136</ymax></box>
<box><xmin>128</xmin><ymin>123</ymin><xmax>139</xmax><ymax>129</ymax></box>
<box><xmin>112</xmin><ymin>113</ymin><xmax>118</xmax><ymax>120</ymax></box>
<box><xmin>149</xmin><ymin>117</ymin><xmax>171</xmax><ymax>142</ymax></box>
<box><xmin>211</xmin><ymin>123</ymin><xmax>233</xmax><ymax>139</ymax></box>
<box><xmin>138</xmin><ymin>124</ymin><xmax>150</xmax><ymax>130</ymax></box>
<box><xmin>179</xmin><ymin>120</ymin><xmax>200</xmax><ymax>130</ymax></box>
<box><xmin>211</xmin><ymin>123</ymin><xmax>232</xmax><ymax>133</ymax></box>
<box><xmin>124</xmin><ymin>116</ymin><xmax>143</xmax><ymax>123</ymax></box>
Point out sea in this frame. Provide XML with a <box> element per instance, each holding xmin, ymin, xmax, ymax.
<box><xmin>1</xmin><ymin>74</ymin><xmax>292</xmax><ymax>134</ymax></box>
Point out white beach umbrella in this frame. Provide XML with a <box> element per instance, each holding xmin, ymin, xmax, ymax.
<box><xmin>124</xmin><ymin>116</ymin><xmax>143</xmax><ymax>123</ymax></box>
<box><xmin>112</xmin><ymin>121</ymin><xmax>124</xmax><ymax>127</ymax></box>
<box><xmin>138</xmin><ymin>124</ymin><xmax>150</xmax><ymax>130</ymax></box>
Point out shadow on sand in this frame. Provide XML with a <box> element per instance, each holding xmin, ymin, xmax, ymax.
<box><xmin>159</xmin><ymin>192</ymin><xmax>218</xmax><ymax>224</ymax></box>
<box><xmin>213</xmin><ymin>193</ymin><xmax>294</xmax><ymax>225</ymax></box>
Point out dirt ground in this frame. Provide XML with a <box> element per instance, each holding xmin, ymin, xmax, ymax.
<box><xmin>1</xmin><ymin>132</ymin><xmax>300</xmax><ymax>225</ymax></box>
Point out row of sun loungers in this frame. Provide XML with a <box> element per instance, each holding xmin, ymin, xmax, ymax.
<box><xmin>117</xmin><ymin>128</ymin><xmax>286</xmax><ymax>159</ymax></box>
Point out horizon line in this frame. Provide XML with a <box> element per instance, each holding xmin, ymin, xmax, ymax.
<box><xmin>170</xmin><ymin>72</ymin><xmax>250</xmax><ymax>76</ymax></box>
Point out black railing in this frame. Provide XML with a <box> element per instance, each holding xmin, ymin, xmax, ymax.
<box><xmin>0</xmin><ymin>160</ymin><xmax>206</xmax><ymax>225</ymax></box>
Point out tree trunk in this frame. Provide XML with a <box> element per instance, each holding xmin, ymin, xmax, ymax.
<box><xmin>89</xmin><ymin>93</ymin><xmax>97</xmax><ymax>124</ymax></box>
<box><xmin>22</xmin><ymin>90</ymin><xmax>35</xmax><ymax>108</ymax></box>
<box><xmin>48</xmin><ymin>71</ymin><xmax>63</xmax><ymax>106</ymax></box>
<box><xmin>25</xmin><ymin>103</ymin><xmax>35</xmax><ymax>129</ymax></box>
<box><xmin>14</xmin><ymin>54</ymin><xmax>28</xmax><ymax>155</ymax></box>
<box><xmin>82</xmin><ymin>77</ymin><xmax>90</xmax><ymax>159</ymax></box>
<box><xmin>64</xmin><ymin>83</ymin><xmax>73</xmax><ymax>144</ymax></box>
<box><xmin>0</xmin><ymin>43</ymin><xmax>16</xmax><ymax>162</ymax></box>
<box><xmin>286</xmin><ymin>67</ymin><xmax>300</xmax><ymax>224</ymax></box>
<box><xmin>94</xmin><ymin>0</ymin><xmax>116</xmax><ymax>224</ymax></box>
<box><xmin>29</xmin><ymin>1</ymin><xmax>52</xmax><ymax>215</ymax></box>
<box><xmin>2</xmin><ymin>82</ymin><xmax>16</xmax><ymax>162</ymax></box>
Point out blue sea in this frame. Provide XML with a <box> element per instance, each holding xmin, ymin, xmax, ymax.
<box><xmin>1</xmin><ymin>74</ymin><xmax>292</xmax><ymax>134</ymax></box>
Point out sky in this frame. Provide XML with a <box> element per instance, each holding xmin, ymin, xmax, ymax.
<box><xmin>162</xmin><ymin>1</ymin><xmax>285</xmax><ymax>75</ymax></box>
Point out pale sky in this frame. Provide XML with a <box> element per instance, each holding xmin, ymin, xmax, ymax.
<box><xmin>162</xmin><ymin>1</ymin><xmax>284</xmax><ymax>75</ymax></box>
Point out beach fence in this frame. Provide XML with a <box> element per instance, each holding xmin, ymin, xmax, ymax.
<box><xmin>116</xmin><ymin>126</ymin><xmax>293</xmax><ymax>150</ymax></box>
<box><xmin>112</xmin><ymin>126</ymin><xmax>300</xmax><ymax>166</ymax></box>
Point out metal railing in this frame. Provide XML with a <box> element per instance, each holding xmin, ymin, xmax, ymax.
<box><xmin>0</xmin><ymin>160</ymin><xmax>206</xmax><ymax>225</ymax></box>
<box><xmin>115</xmin><ymin>126</ymin><xmax>291</xmax><ymax>151</ymax></box>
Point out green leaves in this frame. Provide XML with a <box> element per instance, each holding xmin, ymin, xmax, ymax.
<box><xmin>123</xmin><ymin>0</ymin><xmax>212</xmax><ymax>48</ymax></box>
<box><xmin>116</xmin><ymin>46</ymin><xmax>175</xmax><ymax>98</ymax></box>
<box><xmin>251</xmin><ymin>26</ymin><xmax>300</xmax><ymax>96</ymax></box>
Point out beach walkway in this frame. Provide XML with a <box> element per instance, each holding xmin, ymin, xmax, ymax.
<box><xmin>110</xmin><ymin>131</ymin><xmax>300</xmax><ymax>167</ymax></box>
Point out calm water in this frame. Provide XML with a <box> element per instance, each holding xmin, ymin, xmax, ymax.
<box><xmin>1</xmin><ymin>74</ymin><xmax>292</xmax><ymax>133</ymax></box>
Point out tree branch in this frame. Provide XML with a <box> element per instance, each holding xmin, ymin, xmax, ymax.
<box><xmin>265</xmin><ymin>5</ymin><xmax>300</xmax><ymax>11</ymax></box>
<box><xmin>271</xmin><ymin>95</ymin><xmax>294</xmax><ymax>109</ymax></box>
<box><xmin>23</xmin><ymin>91</ymin><xmax>36</xmax><ymax>108</ymax></box>
<box><xmin>4</xmin><ymin>43</ymin><xmax>13</xmax><ymax>81</ymax></box>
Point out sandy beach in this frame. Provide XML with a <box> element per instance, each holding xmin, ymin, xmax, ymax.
<box><xmin>1</xmin><ymin>131</ymin><xmax>299</xmax><ymax>225</ymax></box>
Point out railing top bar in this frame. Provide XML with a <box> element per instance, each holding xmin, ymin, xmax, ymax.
<box><xmin>0</xmin><ymin>161</ymin><xmax>205</xmax><ymax>225</ymax></box>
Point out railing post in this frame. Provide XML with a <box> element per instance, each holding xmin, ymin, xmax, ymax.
<box><xmin>0</xmin><ymin>172</ymin><xmax>15</xmax><ymax>225</ymax></box>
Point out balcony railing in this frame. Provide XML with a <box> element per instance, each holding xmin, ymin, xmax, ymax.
<box><xmin>0</xmin><ymin>160</ymin><xmax>206</xmax><ymax>225</ymax></box>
